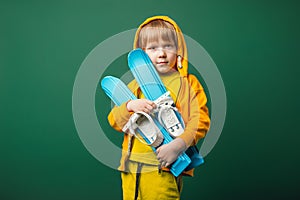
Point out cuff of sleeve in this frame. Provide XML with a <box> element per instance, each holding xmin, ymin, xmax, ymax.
<box><xmin>112</xmin><ymin>101</ymin><xmax>133</xmax><ymax>128</ymax></box>
<box><xmin>178</xmin><ymin>133</ymin><xmax>195</xmax><ymax>147</ymax></box>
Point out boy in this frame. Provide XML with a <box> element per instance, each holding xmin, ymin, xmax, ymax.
<box><xmin>108</xmin><ymin>16</ymin><xmax>210</xmax><ymax>200</ymax></box>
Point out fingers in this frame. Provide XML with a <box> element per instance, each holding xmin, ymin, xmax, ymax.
<box><xmin>140</xmin><ymin>99</ymin><xmax>156</xmax><ymax>113</ymax></box>
<box><xmin>157</xmin><ymin>155</ymin><xmax>166</xmax><ymax>167</ymax></box>
<box><xmin>145</xmin><ymin>99</ymin><xmax>156</xmax><ymax>107</ymax></box>
<box><xmin>164</xmin><ymin>162</ymin><xmax>170</xmax><ymax>167</ymax></box>
<box><xmin>159</xmin><ymin>159</ymin><xmax>170</xmax><ymax>167</ymax></box>
<box><xmin>156</xmin><ymin>147</ymin><xmax>169</xmax><ymax>167</ymax></box>
<box><xmin>143</xmin><ymin>105</ymin><xmax>154</xmax><ymax>113</ymax></box>
<box><xmin>158</xmin><ymin>159</ymin><xmax>170</xmax><ymax>168</ymax></box>
<box><xmin>156</xmin><ymin>147</ymin><xmax>160</xmax><ymax>154</ymax></box>
<box><xmin>160</xmin><ymin>161</ymin><xmax>167</xmax><ymax>168</ymax></box>
<box><xmin>144</xmin><ymin>100</ymin><xmax>156</xmax><ymax>109</ymax></box>
<box><xmin>128</xmin><ymin>99</ymin><xmax>156</xmax><ymax>113</ymax></box>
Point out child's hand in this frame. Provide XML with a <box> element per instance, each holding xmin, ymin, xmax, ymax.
<box><xmin>126</xmin><ymin>99</ymin><xmax>156</xmax><ymax>113</ymax></box>
<box><xmin>156</xmin><ymin>138</ymin><xmax>187</xmax><ymax>167</ymax></box>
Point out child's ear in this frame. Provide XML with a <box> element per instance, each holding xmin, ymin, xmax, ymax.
<box><xmin>177</xmin><ymin>55</ymin><xmax>182</xmax><ymax>69</ymax></box>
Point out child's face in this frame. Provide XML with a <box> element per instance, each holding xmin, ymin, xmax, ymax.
<box><xmin>144</xmin><ymin>40</ymin><xmax>177</xmax><ymax>74</ymax></box>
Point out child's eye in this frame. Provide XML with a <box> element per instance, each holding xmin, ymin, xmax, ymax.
<box><xmin>147</xmin><ymin>46</ymin><xmax>157</xmax><ymax>50</ymax></box>
<box><xmin>164</xmin><ymin>44</ymin><xmax>175</xmax><ymax>50</ymax></box>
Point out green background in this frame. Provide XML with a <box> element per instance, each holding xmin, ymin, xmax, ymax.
<box><xmin>1</xmin><ymin>0</ymin><xmax>299</xmax><ymax>199</ymax></box>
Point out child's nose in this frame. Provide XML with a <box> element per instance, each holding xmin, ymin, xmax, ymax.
<box><xmin>157</xmin><ymin>48</ymin><xmax>167</xmax><ymax>57</ymax></box>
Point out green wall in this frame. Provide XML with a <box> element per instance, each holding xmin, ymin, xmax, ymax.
<box><xmin>1</xmin><ymin>0</ymin><xmax>299</xmax><ymax>199</ymax></box>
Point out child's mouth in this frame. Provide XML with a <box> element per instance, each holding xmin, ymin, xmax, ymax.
<box><xmin>157</xmin><ymin>61</ymin><xmax>168</xmax><ymax>65</ymax></box>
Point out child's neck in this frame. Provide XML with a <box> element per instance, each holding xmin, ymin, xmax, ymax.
<box><xmin>158</xmin><ymin>68</ymin><xmax>178</xmax><ymax>77</ymax></box>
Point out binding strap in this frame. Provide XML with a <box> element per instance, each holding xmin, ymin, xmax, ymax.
<box><xmin>122</xmin><ymin>111</ymin><xmax>164</xmax><ymax>148</ymax></box>
<box><xmin>153</xmin><ymin>92</ymin><xmax>185</xmax><ymax>137</ymax></box>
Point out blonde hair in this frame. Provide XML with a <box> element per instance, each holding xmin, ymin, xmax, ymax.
<box><xmin>137</xmin><ymin>19</ymin><xmax>178</xmax><ymax>50</ymax></box>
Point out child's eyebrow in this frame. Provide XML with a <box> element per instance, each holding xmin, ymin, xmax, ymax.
<box><xmin>145</xmin><ymin>42</ymin><xmax>158</xmax><ymax>47</ymax></box>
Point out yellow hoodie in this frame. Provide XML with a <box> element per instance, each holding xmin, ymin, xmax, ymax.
<box><xmin>108</xmin><ymin>16</ymin><xmax>210</xmax><ymax>176</ymax></box>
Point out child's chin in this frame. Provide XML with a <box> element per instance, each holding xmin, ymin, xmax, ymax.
<box><xmin>157</xmin><ymin>69</ymin><xmax>171</xmax><ymax>74</ymax></box>
<box><xmin>156</xmin><ymin>65</ymin><xmax>169</xmax><ymax>71</ymax></box>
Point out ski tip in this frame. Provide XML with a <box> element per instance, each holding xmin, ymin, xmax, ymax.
<box><xmin>100</xmin><ymin>76</ymin><xmax>120</xmax><ymax>89</ymax></box>
<box><xmin>128</xmin><ymin>48</ymin><xmax>155</xmax><ymax>70</ymax></box>
<box><xmin>128</xmin><ymin>48</ymin><xmax>145</xmax><ymax>60</ymax></box>
<box><xmin>128</xmin><ymin>48</ymin><xmax>143</xmax><ymax>55</ymax></box>
<box><xmin>100</xmin><ymin>76</ymin><xmax>113</xmax><ymax>86</ymax></box>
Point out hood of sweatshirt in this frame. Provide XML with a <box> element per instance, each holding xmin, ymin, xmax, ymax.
<box><xmin>133</xmin><ymin>16</ymin><xmax>188</xmax><ymax>77</ymax></box>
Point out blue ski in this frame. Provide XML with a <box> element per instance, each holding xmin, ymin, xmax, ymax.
<box><xmin>101</xmin><ymin>76</ymin><xmax>191</xmax><ymax>177</ymax></box>
<box><xmin>128</xmin><ymin>48</ymin><xmax>204</xmax><ymax>170</ymax></box>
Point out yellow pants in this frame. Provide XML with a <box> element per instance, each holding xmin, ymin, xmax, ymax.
<box><xmin>121</xmin><ymin>161</ymin><xmax>182</xmax><ymax>200</ymax></box>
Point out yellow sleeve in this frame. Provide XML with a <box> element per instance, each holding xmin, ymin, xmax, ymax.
<box><xmin>177</xmin><ymin>75</ymin><xmax>211</xmax><ymax>147</ymax></box>
<box><xmin>108</xmin><ymin>102</ymin><xmax>132</xmax><ymax>132</ymax></box>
